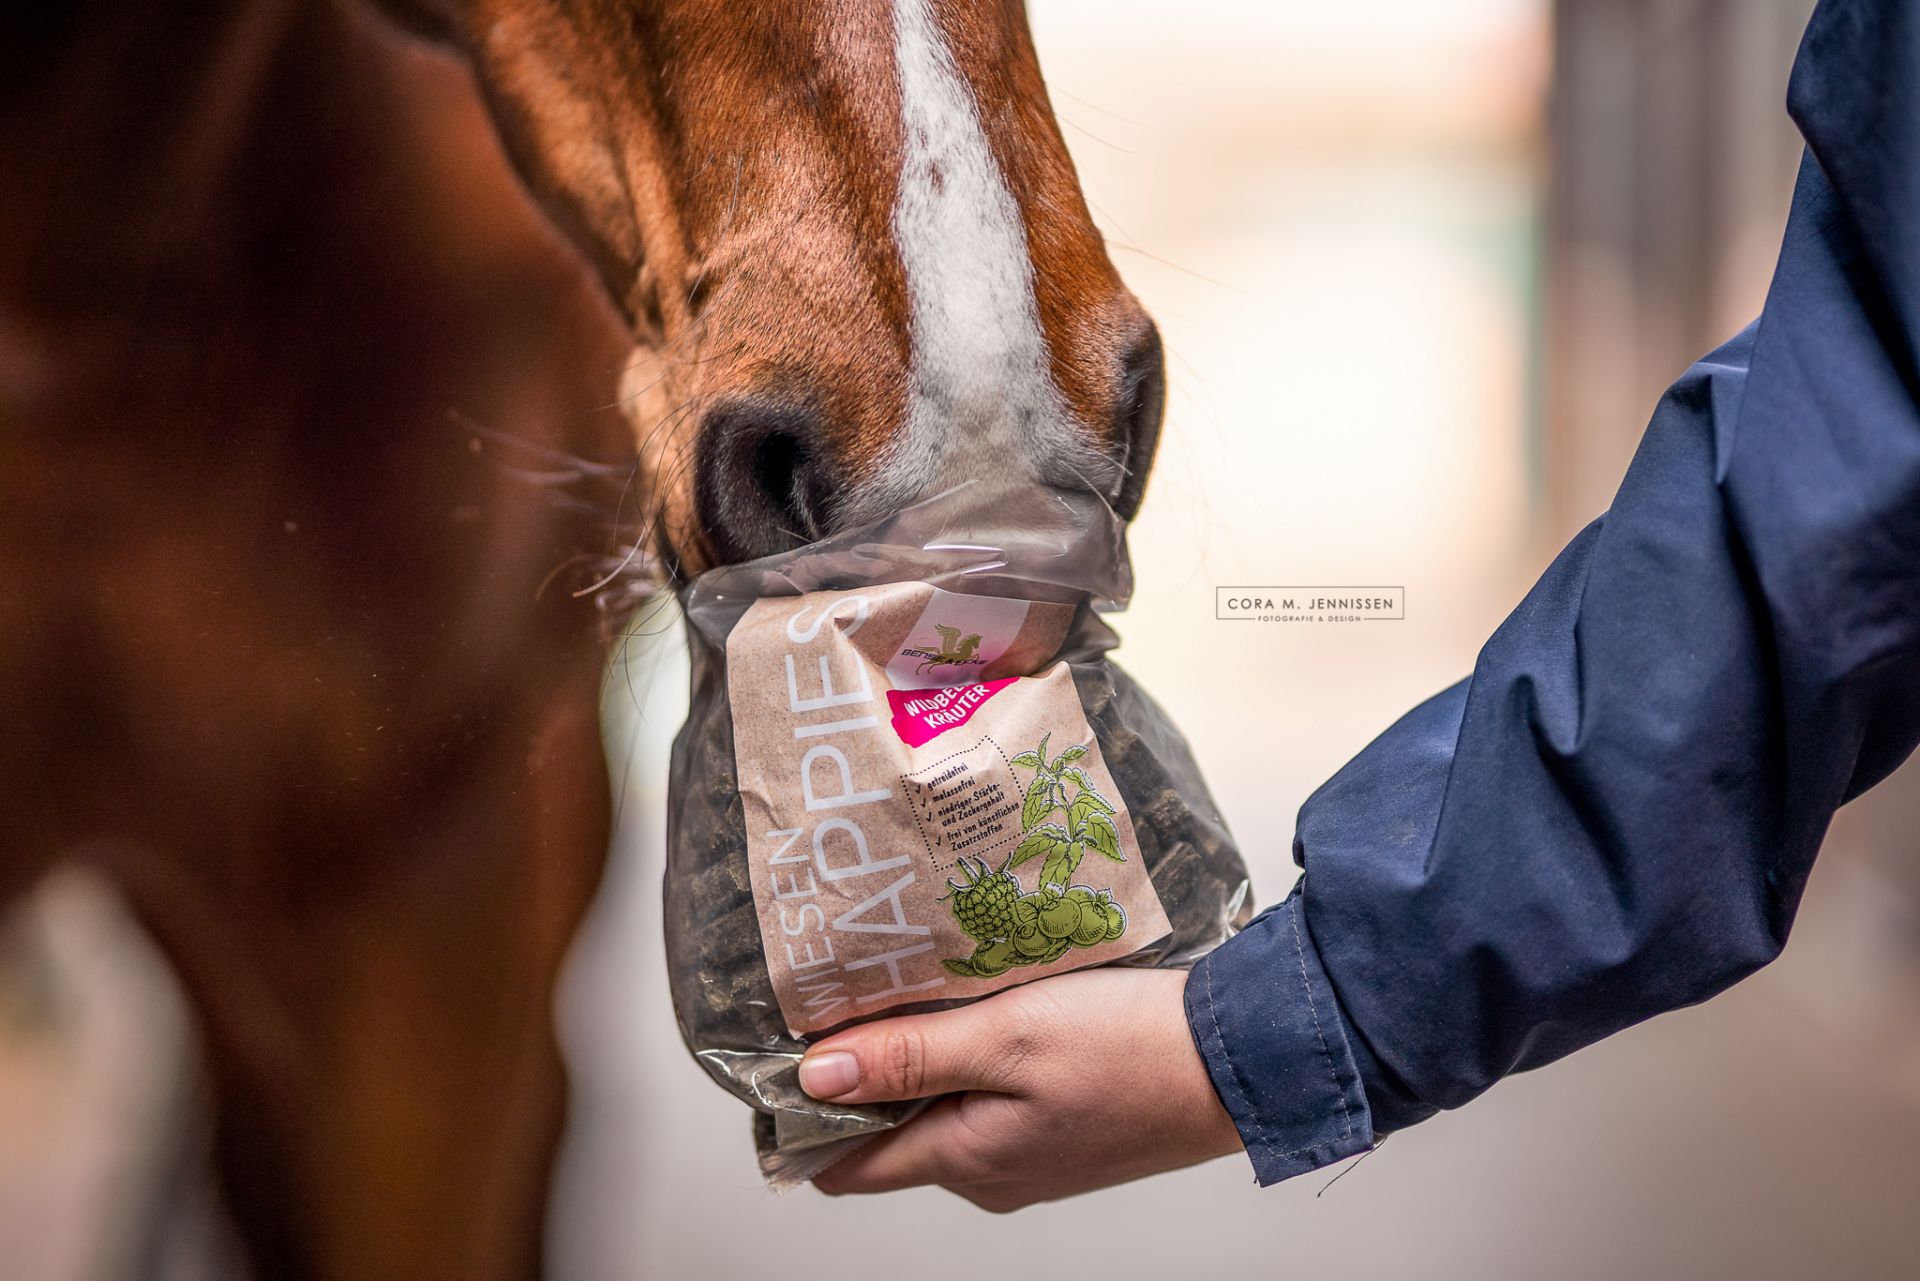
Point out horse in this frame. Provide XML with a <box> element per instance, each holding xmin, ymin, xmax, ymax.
<box><xmin>0</xmin><ymin>1</ymin><xmax>1163</xmax><ymax>1276</ymax></box>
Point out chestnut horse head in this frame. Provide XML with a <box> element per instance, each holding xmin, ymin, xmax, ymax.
<box><xmin>1</xmin><ymin>2</ymin><xmax>1159</xmax><ymax>1271</ymax></box>
<box><xmin>389</xmin><ymin>0</ymin><xmax>1165</xmax><ymax>572</ymax></box>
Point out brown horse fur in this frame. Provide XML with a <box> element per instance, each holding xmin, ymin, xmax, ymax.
<box><xmin>0</xmin><ymin>1</ymin><xmax>1159</xmax><ymax>1277</ymax></box>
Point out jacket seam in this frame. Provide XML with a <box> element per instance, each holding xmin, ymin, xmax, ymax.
<box><xmin>1200</xmin><ymin>954</ymin><xmax>1286</xmax><ymax>1169</ymax></box>
<box><xmin>1288</xmin><ymin>897</ymin><xmax>1356</xmax><ymax>1142</ymax></box>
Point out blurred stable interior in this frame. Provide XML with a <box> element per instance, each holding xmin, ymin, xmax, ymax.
<box><xmin>6</xmin><ymin>1</ymin><xmax>1918</xmax><ymax>1278</ymax></box>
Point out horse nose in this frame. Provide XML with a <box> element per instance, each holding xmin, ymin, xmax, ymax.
<box><xmin>1111</xmin><ymin>320</ymin><xmax>1167</xmax><ymax>519</ymax></box>
<box><xmin>693</xmin><ymin>397</ymin><xmax>841</xmax><ymax>565</ymax></box>
<box><xmin>691</xmin><ymin>319</ymin><xmax>1166</xmax><ymax>566</ymax></box>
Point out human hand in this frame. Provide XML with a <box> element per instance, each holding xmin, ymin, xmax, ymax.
<box><xmin>798</xmin><ymin>967</ymin><xmax>1244</xmax><ymax>1211</ymax></box>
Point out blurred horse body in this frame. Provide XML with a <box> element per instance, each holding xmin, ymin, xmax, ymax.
<box><xmin>0</xmin><ymin>0</ymin><xmax>1157</xmax><ymax>1276</ymax></box>
<box><xmin>2</xmin><ymin>4</ymin><xmax>629</xmax><ymax>1276</ymax></box>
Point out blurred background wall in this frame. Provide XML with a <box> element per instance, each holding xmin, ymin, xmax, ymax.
<box><xmin>1547</xmin><ymin>0</ymin><xmax>1815</xmax><ymax>539</ymax></box>
<box><xmin>6</xmin><ymin>1</ymin><xmax>1919</xmax><ymax>1278</ymax></box>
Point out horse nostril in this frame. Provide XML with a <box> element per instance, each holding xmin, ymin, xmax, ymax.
<box><xmin>1111</xmin><ymin>321</ymin><xmax>1166</xmax><ymax>520</ymax></box>
<box><xmin>694</xmin><ymin>398</ymin><xmax>839</xmax><ymax>565</ymax></box>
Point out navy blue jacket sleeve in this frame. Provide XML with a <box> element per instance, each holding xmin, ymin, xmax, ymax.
<box><xmin>1186</xmin><ymin>0</ymin><xmax>1920</xmax><ymax>1185</ymax></box>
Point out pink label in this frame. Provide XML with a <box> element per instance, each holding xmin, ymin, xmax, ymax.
<box><xmin>887</xmin><ymin>680</ymin><xmax>1016</xmax><ymax>747</ymax></box>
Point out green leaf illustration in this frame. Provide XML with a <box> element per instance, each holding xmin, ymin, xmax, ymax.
<box><xmin>942</xmin><ymin>957</ymin><xmax>980</xmax><ymax>977</ymax></box>
<box><xmin>1039</xmin><ymin>850</ymin><xmax>1070</xmax><ymax>894</ymax></box>
<box><xmin>1067</xmin><ymin>792</ymin><xmax>1115</xmax><ymax>837</ymax></box>
<box><xmin>1009</xmin><ymin>823</ymin><xmax>1069</xmax><ymax>869</ymax></box>
<box><xmin>1021</xmin><ymin>773</ymin><xmax>1058</xmax><ymax>830</ymax></box>
<box><xmin>1041</xmin><ymin>841</ymin><xmax>1085</xmax><ymax>894</ymax></box>
<box><xmin>1009</xmin><ymin>750</ymin><xmax>1044</xmax><ymax>770</ymax></box>
<box><xmin>1051</xmin><ymin>743</ymin><xmax>1090</xmax><ymax>770</ymax></box>
<box><xmin>1033</xmin><ymin>734</ymin><xmax>1052</xmax><ymax>773</ymax></box>
<box><xmin>1078</xmin><ymin>782</ymin><xmax>1115</xmax><ymax>815</ymax></box>
<box><xmin>1082</xmin><ymin>811</ymin><xmax>1124</xmax><ymax>861</ymax></box>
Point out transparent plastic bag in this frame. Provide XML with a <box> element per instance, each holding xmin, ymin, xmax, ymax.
<box><xmin>665</xmin><ymin>483</ymin><xmax>1253</xmax><ymax>1189</ymax></box>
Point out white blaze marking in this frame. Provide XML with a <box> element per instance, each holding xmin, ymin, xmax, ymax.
<box><xmin>862</xmin><ymin>0</ymin><xmax>1117</xmax><ymax>514</ymax></box>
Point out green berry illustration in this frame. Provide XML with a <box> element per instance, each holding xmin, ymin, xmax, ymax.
<box><xmin>1069</xmin><ymin>894</ymin><xmax>1112</xmax><ymax>947</ymax></box>
<box><xmin>969</xmin><ymin>938</ymin><xmax>1017</xmax><ymax>977</ymax></box>
<box><xmin>940</xmin><ymin>737</ymin><xmax>1133</xmax><ymax>976</ymax></box>
<box><xmin>1036</xmin><ymin>895</ymin><xmax>1082</xmax><ymax>940</ymax></box>
<box><xmin>943</xmin><ymin>936</ymin><xmax>1019</xmax><ymax>978</ymax></box>
<box><xmin>1014</xmin><ymin>923</ymin><xmax>1054</xmax><ymax>959</ymax></box>
<box><xmin>940</xmin><ymin>856</ymin><xmax>1020</xmax><ymax>942</ymax></box>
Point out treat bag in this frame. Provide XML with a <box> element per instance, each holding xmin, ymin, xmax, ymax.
<box><xmin>665</xmin><ymin>483</ymin><xmax>1253</xmax><ymax>1187</ymax></box>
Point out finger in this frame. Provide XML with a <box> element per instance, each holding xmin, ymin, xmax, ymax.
<box><xmin>798</xmin><ymin>996</ymin><xmax>1035</xmax><ymax>1104</ymax></box>
<box><xmin>812</xmin><ymin>1096</ymin><xmax>983</xmax><ymax>1195</ymax></box>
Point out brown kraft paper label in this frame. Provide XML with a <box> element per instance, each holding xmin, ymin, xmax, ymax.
<box><xmin>725</xmin><ymin>582</ymin><xmax>1172</xmax><ymax>1037</ymax></box>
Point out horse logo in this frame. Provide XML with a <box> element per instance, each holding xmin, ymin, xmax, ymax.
<box><xmin>913</xmin><ymin>624</ymin><xmax>983</xmax><ymax>676</ymax></box>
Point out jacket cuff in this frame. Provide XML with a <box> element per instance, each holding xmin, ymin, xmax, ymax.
<box><xmin>1184</xmin><ymin>890</ymin><xmax>1375</xmax><ymax>1185</ymax></box>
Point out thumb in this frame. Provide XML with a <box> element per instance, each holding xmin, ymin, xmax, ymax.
<box><xmin>798</xmin><ymin>999</ymin><xmax>1032</xmax><ymax>1104</ymax></box>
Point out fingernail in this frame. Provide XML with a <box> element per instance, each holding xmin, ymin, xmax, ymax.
<box><xmin>799</xmin><ymin>1050</ymin><xmax>860</xmax><ymax>1099</ymax></box>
